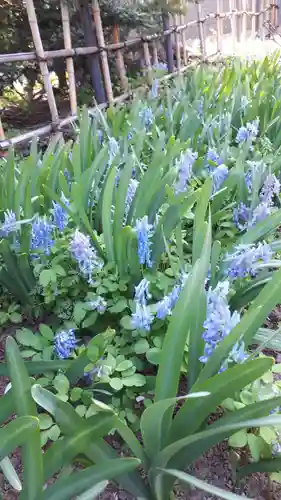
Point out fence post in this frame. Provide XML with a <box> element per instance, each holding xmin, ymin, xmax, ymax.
<box><xmin>162</xmin><ymin>10</ymin><xmax>174</xmax><ymax>73</ymax></box>
<box><xmin>180</xmin><ymin>13</ymin><xmax>188</xmax><ymax>65</ymax></box>
<box><xmin>92</xmin><ymin>0</ymin><xmax>114</xmax><ymax>104</ymax></box>
<box><xmin>143</xmin><ymin>41</ymin><xmax>152</xmax><ymax>84</ymax></box>
<box><xmin>152</xmin><ymin>40</ymin><xmax>159</xmax><ymax>66</ymax></box>
<box><xmin>60</xmin><ymin>0</ymin><xmax>77</xmax><ymax>115</ymax></box>
<box><xmin>196</xmin><ymin>1</ymin><xmax>206</xmax><ymax>59</ymax></box>
<box><xmin>251</xmin><ymin>0</ymin><xmax>256</xmax><ymax>36</ymax></box>
<box><xmin>229</xmin><ymin>0</ymin><xmax>236</xmax><ymax>50</ymax></box>
<box><xmin>216</xmin><ymin>0</ymin><xmax>223</xmax><ymax>53</ymax></box>
<box><xmin>174</xmin><ymin>17</ymin><xmax>181</xmax><ymax>71</ymax></box>
<box><xmin>112</xmin><ymin>24</ymin><xmax>128</xmax><ymax>91</ymax></box>
<box><xmin>242</xmin><ymin>0</ymin><xmax>247</xmax><ymax>40</ymax></box>
<box><xmin>25</xmin><ymin>0</ymin><xmax>59</xmax><ymax>124</ymax></box>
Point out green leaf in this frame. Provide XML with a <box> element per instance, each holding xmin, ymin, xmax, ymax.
<box><xmin>0</xmin><ymin>417</ymin><xmax>39</xmax><ymax>461</ymax></box>
<box><xmin>154</xmin><ymin>214</ymin><xmax>211</xmax><ymax>442</ymax></box>
<box><xmin>259</xmin><ymin>426</ymin><xmax>276</xmax><ymax>444</ymax></box>
<box><xmin>76</xmin><ymin>481</ymin><xmax>108</xmax><ymax>500</ymax></box>
<box><xmin>32</xmin><ymin>386</ymin><xmax>148</xmax><ymax>500</ymax></box>
<box><xmin>0</xmin><ymin>457</ymin><xmax>22</xmax><ymax>492</ymax></box>
<box><xmin>39</xmin><ymin>413</ymin><xmax>53</xmax><ymax>430</ymax></box>
<box><xmin>5</xmin><ymin>337</ymin><xmax>44</xmax><ymax>500</ymax></box>
<box><xmin>53</xmin><ymin>374</ymin><xmax>70</xmax><ymax>394</ymax></box>
<box><xmin>39</xmin><ymin>269</ymin><xmax>56</xmax><ymax>287</ymax></box>
<box><xmin>150</xmin><ymin>415</ymin><xmax>281</xmax><ymax>500</ymax></box>
<box><xmin>38</xmin><ymin>459</ymin><xmax>140</xmax><ymax>500</ymax></box>
<box><xmin>115</xmin><ymin>360</ymin><xmax>134</xmax><ymax>372</ymax></box>
<box><xmin>158</xmin><ymin>469</ymin><xmax>248</xmax><ymax>500</ymax></box>
<box><xmin>192</xmin><ymin>178</ymin><xmax>212</xmax><ymax>263</ymax></box>
<box><xmin>134</xmin><ymin>339</ymin><xmax>150</xmax><ymax>354</ymax></box>
<box><xmin>122</xmin><ymin>374</ymin><xmax>146</xmax><ymax>387</ymax></box>
<box><xmin>109</xmin><ymin>299</ymin><xmax>128</xmax><ymax>313</ymax></box>
<box><xmin>170</xmin><ymin>358</ymin><xmax>273</xmax><ymax>442</ymax></box>
<box><xmin>73</xmin><ymin>302</ymin><xmax>87</xmax><ymax>325</ymax></box>
<box><xmin>16</xmin><ymin>328</ymin><xmax>42</xmax><ymax>350</ymax></box>
<box><xmin>228</xmin><ymin>430</ymin><xmax>248</xmax><ymax>448</ymax></box>
<box><xmin>10</xmin><ymin>312</ymin><xmax>22</xmax><ymax>324</ymax></box>
<box><xmin>39</xmin><ymin>324</ymin><xmax>54</xmax><ymax>341</ymax></box>
<box><xmin>102</xmin><ymin>166</ymin><xmax>117</xmax><ymax>262</ymax></box>
<box><xmin>120</xmin><ymin>315</ymin><xmax>134</xmax><ymax>330</ymax></box>
<box><xmin>237</xmin><ymin>457</ymin><xmax>281</xmax><ymax>481</ymax></box>
<box><xmin>247</xmin><ymin>434</ymin><xmax>265</xmax><ymax>461</ymax></box>
<box><xmin>146</xmin><ymin>348</ymin><xmax>161</xmax><ymax>365</ymax></box>
<box><xmin>109</xmin><ymin>378</ymin><xmax>123</xmax><ymax>391</ymax></box>
<box><xmin>0</xmin><ymin>360</ymin><xmax>71</xmax><ymax>377</ymax></box>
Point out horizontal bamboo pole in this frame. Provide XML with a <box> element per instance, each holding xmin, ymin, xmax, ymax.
<box><xmin>0</xmin><ymin>5</ymin><xmax>274</xmax><ymax>65</ymax></box>
<box><xmin>0</xmin><ymin>55</ymin><xmax>224</xmax><ymax>150</ymax></box>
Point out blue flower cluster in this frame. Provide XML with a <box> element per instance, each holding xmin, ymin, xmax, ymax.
<box><xmin>174</xmin><ymin>149</ymin><xmax>198</xmax><ymax>195</ymax></box>
<box><xmin>225</xmin><ymin>242</ymin><xmax>273</xmax><ymax>279</ymax></box>
<box><xmin>200</xmin><ymin>281</ymin><xmax>241</xmax><ymax>365</ymax></box>
<box><xmin>88</xmin><ymin>295</ymin><xmax>107</xmax><ymax>313</ymax></box>
<box><xmin>51</xmin><ymin>193</ymin><xmax>70</xmax><ymax>232</ymax></box>
<box><xmin>233</xmin><ymin>202</ymin><xmax>252</xmax><ymax>231</ymax></box>
<box><xmin>156</xmin><ymin>283</ymin><xmax>181</xmax><ymax>320</ymax></box>
<box><xmin>124</xmin><ymin>179</ymin><xmax>139</xmax><ymax>221</ymax></box>
<box><xmin>206</xmin><ymin>149</ymin><xmax>222</xmax><ymax>167</ymax></box>
<box><xmin>70</xmin><ymin>229</ymin><xmax>103</xmax><ymax>284</ymax></box>
<box><xmin>236</xmin><ymin>118</ymin><xmax>259</xmax><ymax>145</ymax></box>
<box><xmin>234</xmin><ymin>172</ymin><xmax>280</xmax><ymax>231</ymax></box>
<box><xmin>135</xmin><ymin>216</ymin><xmax>153</xmax><ymax>268</ymax></box>
<box><xmin>108</xmin><ymin>137</ymin><xmax>119</xmax><ymax>163</ymax></box>
<box><xmin>54</xmin><ymin>329</ymin><xmax>76</xmax><ymax>359</ymax></box>
<box><xmin>0</xmin><ymin>210</ymin><xmax>17</xmax><ymax>237</ymax></box>
<box><xmin>139</xmin><ymin>106</ymin><xmax>154</xmax><ymax>130</ymax></box>
<box><xmin>260</xmin><ymin>173</ymin><xmax>280</xmax><ymax>205</ymax></box>
<box><xmin>131</xmin><ymin>279</ymin><xmax>153</xmax><ymax>331</ymax></box>
<box><xmin>211</xmin><ymin>165</ymin><xmax>229</xmax><ymax>195</ymax></box>
<box><xmin>31</xmin><ymin>216</ymin><xmax>54</xmax><ymax>255</ymax></box>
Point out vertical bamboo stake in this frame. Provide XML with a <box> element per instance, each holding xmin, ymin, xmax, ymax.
<box><xmin>112</xmin><ymin>24</ymin><xmax>128</xmax><ymax>91</ymax></box>
<box><xmin>196</xmin><ymin>1</ymin><xmax>206</xmax><ymax>59</ymax></box>
<box><xmin>25</xmin><ymin>0</ymin><xmax>58</xmax><ymax>123</ymax></box>
<box><xmin>216</xmin><ymin>0</ymin><xmax>223</xmax><ymax>53</ymax></box>
<box><xmin>60</xmin><ymin>0</ymin><xmax>77</xmax><ymax>115</ymax></box>
<box><xmin>230</xmin><ymin>0</ymin><xmax>237</xmax><ymax>50</ymax></box>
<box><xmin>242</xmin><ymin>0</ymin><xmax>247</xmax><ymax>40</ymax></box>
<box><xmin>143</xmin><ymin>41</ymin><xmax>152</xmax><ymax>84</ymax></box>
<box><xmin>92</xmin><ymin>0</ymin><xmax>113</xmax><ymax>104</ymax></box>
<box><xmin>174</xmin><ymin>17</ymin><xmax>181</xmax><ymax>71</ymax></box>
<box><xmin>0</xmin><ymin>118</ymin><xmax>5</xmax><ymax>142</ymax></box>
<box><xmin>271</xmin><ymin>0</ymin><xmax>276</xmax><ymax>26</ymax></box>
<box><xmin>259</xmin><ymin>0</ymin><xmax>265</xmax><ymax>36</ymax></box>
<box><xmin>180</xmin><ymin>13</ymin><xmax>187</xmax><ymax>65</ymax></box>
<box><xmin>0</xmin><ymin>118</ymin><xmax>7</xmax><ymax>157</ymax></box>
<box><xmin>236</xmin><ymin>0</ymin><xmax>241</xmax><ymax>42</ymax></box>
<box><xmin>251</xmin><ymin>0</ymin><xmax>256</xmax><ymax>36</ymax></box>
<box><xmin>152</xmin><ymin>40</ymin><xmax>159</xmax><ymax>66</ymax></box>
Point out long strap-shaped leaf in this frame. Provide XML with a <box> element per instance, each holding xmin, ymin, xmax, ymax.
<box><xmin>5</xmin><ymin>337</ymin><xmax>44</xmax><ymax>500</ymax></box>
<box><xmin>169</xmin><ymin>357</ymin><xmax>273</xmax><ymax>442</ymax></box>
<box><xmin>0</xmin><ymin>417</ymin><xmax>38</xmax><ymax>461</ymax></box>
<box><xmin>0</xmin><ymin>359</ymin><xmax>71</xmax><ymax>377</ymax></box>
<box><xmin>149</xmin><ymin>415</ymin><xmax>281</xmax><ymax>500</ymax></box>
<box><xmin>236</xmin><ymin>458</ymin><xmax>281</xmax><ymax>481</ymax></box>
<box><xmin>32</xmin><ymin>386</ymin><xmax>149</xmax><ymax>500</ymax></box>
<box><xmin>0</xmin><ymin>457</ymin><xmax>22</xmax><ymax>491</ymax></box>
<box><xmin>158</xmin><ymin>469</ymin><xmax>248</xmax><ymax>500</ymax></box>
<box><xmin>37</xmin><ymin>458</ymin><xmax>140</xmax><ymax>500</ymax></box>
<box><xmin>155</xmin><ymin>213</ymin><xmax>211</xmax><ymax>406</ymax></box>
<box><xmin>0</xmin><ymin>390</ymin><xmax>14</xmax><ymax>424</ymax></box>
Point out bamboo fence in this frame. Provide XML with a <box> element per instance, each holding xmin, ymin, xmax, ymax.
<box><xmin>0</xmin><ymin>0</ymin><xmax>278</xmax><ymax>149</ymax></box>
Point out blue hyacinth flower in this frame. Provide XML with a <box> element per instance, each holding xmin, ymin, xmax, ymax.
<box><xmin>54</xmin><ymin>329</ymin><xmax>76</xmax><ymax>359</ymax></box>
